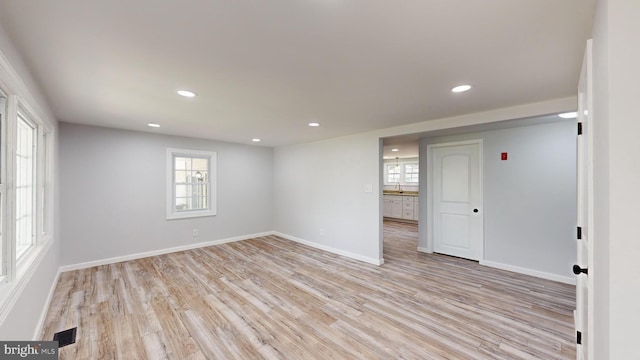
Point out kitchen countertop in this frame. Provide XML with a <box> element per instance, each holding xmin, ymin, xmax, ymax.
<box><xmin>383</xmin><ymin>191</ymin><xmax>419</xmax><ymax>196</ymax></box>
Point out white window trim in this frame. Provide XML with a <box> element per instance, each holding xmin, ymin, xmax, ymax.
<box><xmin>166</xmin><ymin>148</ymin><xmax>217</xmax><ymax>220</ymax></box>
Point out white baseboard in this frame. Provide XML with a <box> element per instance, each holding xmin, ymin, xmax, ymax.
<box><xmin>59</xmin><ymin>231</ymin><xmax>275</xmax><ymax>272</ymax></box>
<box><xmin>417</xmin><ymin>246</ymin><xmax>431</xmax><ymax>253</ymax></box>
<box><xmin>273</xmin><ymin>232</ymin><xmax>384</xmax><ymax>266</ymax></box>
<box><xmin>480</xmin><ymin>260</ymin><xmax>576</xmax><ymax>285</ymax></box>
<box><xmin>33</xmin><ymin>267</ymin><xmax>61</xmax><ymax>340</ymax></box>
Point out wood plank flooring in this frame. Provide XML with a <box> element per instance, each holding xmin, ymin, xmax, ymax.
<box><xmin>40</xmin><ymin>220</ymin><xmax>576</xmax><ymax>359</ymax></box>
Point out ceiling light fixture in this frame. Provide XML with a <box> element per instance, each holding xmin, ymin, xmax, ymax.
<box><xmin>177</xmin><ymin>90</ymin><xmax>197</xmax><ymax>98</ymax></box>
<box><xmin>308</xmin><ymin>122</ymin><xmax>320</xmax><ymax>127</ymax></box>
<box><xmin>451</xmin><ymin>85</ymin><xmax>472</xmax><ymax>93</ymax></box>
<box><xmin>147</xmin><ymin>123</ymin><xmax>160</xmax><ymax>128</ymax></box>
<box><xmin>391</xmin><ymin>148</ymin><xmax>399</xmax><ymax>152</ymax></box>
<box><xmin>252</xmin><ymin>138</ymin><xmax>261</xmax><ymax>142</ymax></box>
<box><xmin>558</xmin><ymin>112</ymin><xmax>577</xmax><ymax>119</ymax></box>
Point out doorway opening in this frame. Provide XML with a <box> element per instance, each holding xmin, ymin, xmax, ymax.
<box><xmin>380</xmin><ymin>113</ymin><xmax>578</xmax><ymax>284</ymax></box>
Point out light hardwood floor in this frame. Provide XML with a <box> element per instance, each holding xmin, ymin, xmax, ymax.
<box><xmin>41</xmin><ymin>220</ymin><xmax>576</xmax><ymax>359</ymax></box>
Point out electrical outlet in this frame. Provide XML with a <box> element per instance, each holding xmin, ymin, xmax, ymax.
<box><xmin>192</xmin><ymin>229</ymin><xmax>199</xmax><ymax>237</ymax></box>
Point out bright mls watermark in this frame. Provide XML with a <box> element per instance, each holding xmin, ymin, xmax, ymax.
<box><xmin>1</xmin><ymin>341</ymin><xmax>58</xmax><ymax>359</ymax></box>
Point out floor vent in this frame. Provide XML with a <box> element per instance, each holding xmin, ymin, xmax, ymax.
<box><xmin>53</xmin><ymin>327</ymin><xmax>77</xmax><ymax>348</ymax></box>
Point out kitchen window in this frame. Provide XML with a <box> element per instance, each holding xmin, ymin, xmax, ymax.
<box><xmin>384</xmin><ymin>158</ymin><xmax>419</xmax><ymax>185</ymax></box>
<box><xmin>404</xmin><ymin>163</ymin><xmax>419</xmax><ymax>183</ymax></box>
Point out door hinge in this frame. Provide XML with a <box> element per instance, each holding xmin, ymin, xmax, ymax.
<box><xmin>577</xmin><ymin>331</ymin><xmax>582</xmax><ymax>345</ymax></box>
<box><xmin>577</xmin><ymin>226</ymin><xmax>582</xmax><ymax>240</ymax></box>
<box><xmin>578</xmin><ymin>122</ymin><xmax>583</xmax><ymax>135</ymax></box>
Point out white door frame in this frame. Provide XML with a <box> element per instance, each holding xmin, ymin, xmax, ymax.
<box><xmin>426</xmin><ymin>139</ymin><xmax>484</xmax><ymax>260</ymax></box>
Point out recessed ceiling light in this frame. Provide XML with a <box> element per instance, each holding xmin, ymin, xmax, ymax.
<box><xmin>147</xmin><ymin>123</ymin><xmax>160</xmax><ymax>128</ymax></box>
<box><xmin>252</xmin><ymin>138</ymin><xmax>261</xmax><ymax>142</ymax></box>
<box><xmin>558</xmin><ymin>112</ymin><xmax>577</xmax><ymax>119</ymax></box>
<box><xmin>391</xmin><ymin>148</ymin><xmax>399</xmax><ymax>152</ymax></box>
<box><xmin>177</xmin><ymin>90</ymin><xmax>197</xmax><ymax>98</ymax></box>
<box><xmin>308</xmin><ymin>122</ymin><xmax>320</xmax><ymax>127</ymax></box>
<box><xmin>451</xmin><ymin>85</ymin><xmax>472</xmax><ymax>93</ymax></box>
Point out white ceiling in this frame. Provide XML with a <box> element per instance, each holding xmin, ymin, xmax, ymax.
<box><xmin>0</xmin><ymin>1</ymin><xmax>595</xmax><ymax>147</ymax></box>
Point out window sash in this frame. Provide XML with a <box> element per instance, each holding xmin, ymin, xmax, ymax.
<box><xmin>173</xmin><ymin>155</ymin><xmax>210</xmax><ymax>212</ymax></box>
<box><xmin>15</xmin><ymin>115</ymin><xmax>36</xmax><ymax>261</ymax></box>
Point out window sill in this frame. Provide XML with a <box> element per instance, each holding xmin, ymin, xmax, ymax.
<box><xmin>166</xmin><ymin>209</ymin><xmax>216</xmax><ymax>220</ymax></box>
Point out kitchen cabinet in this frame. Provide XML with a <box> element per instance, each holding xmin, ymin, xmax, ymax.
<box><xmin>383</xmin><ymin>195</ymin><xmax>403</xmax><ymax>218</ymax></box>
<box><xmin>384</xmin><ymin>194</ymin><xmax>418</xmax><ymax>221</ymax></box>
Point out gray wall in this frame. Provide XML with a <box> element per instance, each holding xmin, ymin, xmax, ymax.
<box><xmin>273</xmin><ymin>132</ymin><xmax>381</xmax><ymax>263</ymax></box>
<box><xmin>60</xmin><ymin>123</ymin><xmax>273</xmax><ymax>266</ymax></box>
<box><xmin>419</xmin><ymin>120</ymin><xmax>577</xmax><ymax>279</ymax></box>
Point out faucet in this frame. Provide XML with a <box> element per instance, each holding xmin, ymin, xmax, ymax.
<box><xmin>397</xmin><ymin>182</ymin><xmax>402</xmax><ymax>193</ymax></box>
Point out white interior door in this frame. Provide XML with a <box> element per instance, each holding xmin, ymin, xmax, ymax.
<box><xmin>429</xmin><ymin>140</ymin><xmax>483</xmax><ymax>260</ymax></box>
<box><xmin>575</xmin><ymin>39</ymin><xmax>593</xmax><ymax>360</ymax></box>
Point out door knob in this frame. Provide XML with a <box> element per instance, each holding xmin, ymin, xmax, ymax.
<box><xmin>572</xmin><ymin>265</ymin><xmax>588</xmax><ymax>275</ymax></box>
<box><xmin>473</xmin><ymin>209</ymin><xmax>479</xmax><ymax>213</ymax></box>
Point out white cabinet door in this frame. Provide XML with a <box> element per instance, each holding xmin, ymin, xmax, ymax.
<box><xmin>384</xmin><ymin>195</ymin><xmax>403</xmax><ymax>218</ymax></box>
<box><xmin>390</xmin><ymin>200</ymin><xmax>403</xmax><ymax>218</ymax></box>
<box><xmin>383</xmin><ymin>198</ymin><xmax>393</xmax><ymax>217</ymax></box>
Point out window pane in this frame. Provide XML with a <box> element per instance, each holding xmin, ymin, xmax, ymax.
<box><xmin>16</xmin><ymin>115</ymin><xmax>36</xmax><ymax>259</ymax></box>
<box><xmin>175</xmin><ymin>182</ymin><xmax>208</xmax><ymax>212</ymax></box>
<box><xmin>175</xmin><ymin>156</ymin><xmax>190</xmax><ymax>170</ymax></box>
<box><xmin>175</xmin><ymin>170</ymin><xmax>188</xmax><ymax>183</ymax></box>
<box><xmin>192</xmin><ymin>158</ymin><xmax>208</xmax><ymax>171</ymax></box>
<box><xmin>190</xmin><ymin>170</ymin><xmax>207</xmax><ymax>182</ymax></box>
<box><xmin>175</xmin><ymin>184</ymin><xmax>189</xmax><ymax>198</ymax></box>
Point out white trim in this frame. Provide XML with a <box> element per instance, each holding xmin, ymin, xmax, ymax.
<box><xmin>417</xmin><ymin>246</ymin><xmax>431</xmax><ymax>253</ymax></box>
<box><xmin>33</xmin><ymin>267</ymin><xmax>61</xmax><ymax>340</ymax></box>
<box><xmin>273</xmin><ymin>232</ymin><xmax>384</xmax><ymax>266</ymax></box>
<box><xmin>0</xmin><ymin>48</ymin><xmax>54</xmax><ymax>129</ymax></box>
<box><xmin>480</xmin><ymin>260</ymin><xmax>575</xmax><ymax>285</ymax></box>
<box><xmin>59</xmin><ymin>231</ymin><xmax>273</xmax><ymax>272</ymax></box>
<box><xmin>0</xmin><ymin>239</ymin><xmax>52</xmax><ymax>325</ymax></box>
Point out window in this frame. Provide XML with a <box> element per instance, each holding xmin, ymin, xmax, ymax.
<box><xmin>384</xmin><ymin>158</ymin><xmax>419</xmax><ymax>185</ymax></box>
<box><xmin>0</xmin><ymin>56</ymin><xmax>55</xmax><ymax>321</ymax></box>
<box><xmin>15</xmin><ymin>114</ymin><xmax>36</xmax><ymax>260</ymax></box>
<box><xmin>167</xmin><ymin>148</ymin><xmax>217</xmax><ymax>219</ymax></box>
<box><xmin>404</xmin><ymin>163</ymin><xmax>419</xmax><ymax>183</ymax></box>
<box><xmin>386</xmin><ymin>163</ymin><xmax>400</xmax><ymax>183</ymax></box>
